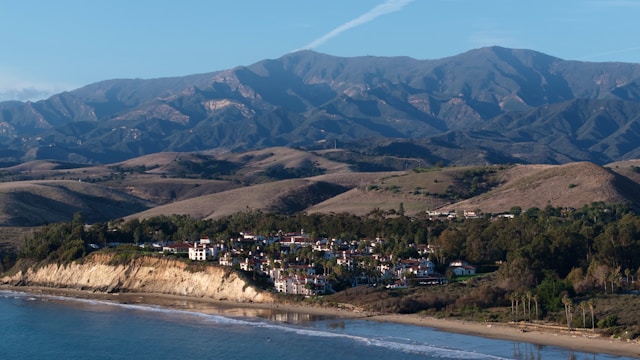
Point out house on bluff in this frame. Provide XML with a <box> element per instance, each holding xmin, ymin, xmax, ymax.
<box><xmin>188</xmin><ymin>236</ymin><xmax>220</xmax><ymax>261</ymax></box>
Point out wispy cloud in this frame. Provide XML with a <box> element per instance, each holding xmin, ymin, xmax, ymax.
<box><xmin>0</xmin><ymin>69</ymin><xmax>72</xmax><ymax>102</ymax></box>
<box><xmin>0</xmin><ymin>88</ymin><xmax>55</xmax><ymax>102</ymax></box>
<box><xmin>296</xmin><ymin>0</ymin><xmax>414</xmax><ymax>51</ymax></box>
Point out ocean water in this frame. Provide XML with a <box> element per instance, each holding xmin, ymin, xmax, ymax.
<box><xmin>0</xmin><ymin>290</ymin><xmax>630</xmax><ymax>360</ymax></box>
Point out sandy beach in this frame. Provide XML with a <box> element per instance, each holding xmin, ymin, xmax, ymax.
<box><xmin>2</xmin><ymin>285</ymin><xmax>639</xmax><ymax>358</ymax></box>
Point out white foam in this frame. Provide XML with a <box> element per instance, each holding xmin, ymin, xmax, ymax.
<box><xmin>267</xmin><ymin>325</ymin><xmax>510</xmax><ymax>359</ymax></box>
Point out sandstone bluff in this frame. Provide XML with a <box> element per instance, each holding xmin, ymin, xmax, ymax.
<box><xmin>1</xmin><ymin>253</ymin><xmax>274</xmax><ymax>303</ymax></box>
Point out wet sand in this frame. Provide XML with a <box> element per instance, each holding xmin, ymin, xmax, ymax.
<box><xmin>3</xmin><ymin>285</ymin><xmax>639</xmax><ymax>358</ymax></box>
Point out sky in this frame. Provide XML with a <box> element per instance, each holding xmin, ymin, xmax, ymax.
<box><xmin>1</xmin><ymin>0</ymin><xmax>639</xmax><ymax>101</ymax></box>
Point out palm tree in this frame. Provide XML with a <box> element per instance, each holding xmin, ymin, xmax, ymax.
<box><xmin>588</xmin><ymin>299</ymin><xmax>595</xmax><ymax>332</ymax></box>
<box><xmin>514</xmin><ymin>293</ymin><xmax>520</xmax><ymax>322</ymax></box>
<box><xmin>525</xmin><ymin>291</ymin><xmax>532</xmax><ymax>321</ymax></box>
<box><xmin>561</xmin><ymin>295</ymin><xmax>573</xmax><ymax>331</ymax></box>
<box><xmin>532</xmin><ymin>294</ymin><xmax>539</xmax><ymax>320</ymax></box>
<box><xmin>579</xmin><ymin>302</ymin><xmax>587</xmax><ymax>328</ymax></box>
<box><xmin>509</xmin><ymin>293</ymin><xmax>517</xmax><ymax>322</ymax></box>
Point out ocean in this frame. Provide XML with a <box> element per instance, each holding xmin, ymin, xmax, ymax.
<box><xmin>0</xmin><ymin>290</ymin><xmax>630</xmax><ymax>360</ymax></box>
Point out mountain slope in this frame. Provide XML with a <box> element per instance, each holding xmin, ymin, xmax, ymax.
<box><xmin>0</xmin><ymin>147</ymin><xmax>638</xmax><ymax>226</ymax></box>
<box><xmin>126</xmin><ymin>178</ymin><xmax>350</xmax><ymax>221</ymax></box>
<box><xmin>1</xmin><ymin>47</ymin><xmax>640</xmax><ymax>165</ymax></box>
<box><xmin>0</xmin><ymin>180</ymin><xmax>152</xmax><ymax>226</ymax></box>
<box><xmin>439</xmin><ymin>162</ymin><xmax>640</xmax><ymax>213</ymax></box>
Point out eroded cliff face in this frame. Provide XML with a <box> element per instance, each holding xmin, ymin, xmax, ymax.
<box><xmin>1</xmin><ymin>253</ymin><xmax>274</xmax><ymax>303</ymax></box>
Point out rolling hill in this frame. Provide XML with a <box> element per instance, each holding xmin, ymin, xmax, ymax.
<box><xmin>0</xmin><ymin>147</ymin><xmax>638</xmax><ymax>227</ymax></box>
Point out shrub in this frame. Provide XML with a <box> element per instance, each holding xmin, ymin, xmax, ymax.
<box><xmin>598</xmin><ymin>315</ymin><xmax>618</xmax><ymax>329</ymax></box>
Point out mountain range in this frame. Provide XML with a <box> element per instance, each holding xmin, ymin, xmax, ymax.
<box><xmin>2</xmin><ymin>46</ymin><xmax>640</xmax><ymax>166</ymax></box>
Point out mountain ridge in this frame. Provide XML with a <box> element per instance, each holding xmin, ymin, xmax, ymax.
<box><xmin>1</xmin><ymin>46</ymin><xmax>640</xmax><ymax>165</ymax></box>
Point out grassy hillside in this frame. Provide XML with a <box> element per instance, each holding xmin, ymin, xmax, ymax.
<box><xmin>0</xmin><ymin>180</ymin><xmax>152</xmax><ymax>226</ymax></box>
<box><xmin>0</xmin><ymin>148</ymin><xmax>637</xmax><ymax>230</ymax></box>
<box><xmin>439</xmin><ymin>162</ymin><xmax>640</xmax><ymax>213</ymax></box>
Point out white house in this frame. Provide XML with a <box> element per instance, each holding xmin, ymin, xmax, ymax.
<box><xmin>189</xmin><ymin>245</ymin><xmax>207</xmax><ymax>261</ymax></box>
<box><xmin>188</xmin><ymin>242</ymin><xmax>219</xmax><ymax>261</ymax></box>
<box><xmin>463</xmin><ymin>210</ymin><xmax>480</xmax><ymax>219</ymax></box>
<box><xmin>274</xmin><ymin>274</ymin><xmax>327</xmax><ymax>296</ymax></box>
<box><xmin>449</xmin><ymin>260</ymin><xmax>477</xmax><ymax>276</ymax></box>
<box><xmin>396</xmin><ymin>258</ymin><xmax>436</xmax><ymax>278</ymax></box>
<box><xmin>219</xmin><ymin>253</ymin><xmax>238</xmax><ymax>267</ymax></box>
<box><xmin>163</xmin><ymin>243</ymin><xmax>191</xmax><ymax>254</ymax></box>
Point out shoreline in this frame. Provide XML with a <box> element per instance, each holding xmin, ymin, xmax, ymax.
<box><xmin>2</xmin><ymin>285</ymin><xmax>639</xmax><ymax>358</ymax></box>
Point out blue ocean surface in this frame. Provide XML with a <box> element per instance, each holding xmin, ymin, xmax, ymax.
<box><xmin>0</xmin><ymin>290</ymin><xmax>631</xmax><ymax>360</ymax></box>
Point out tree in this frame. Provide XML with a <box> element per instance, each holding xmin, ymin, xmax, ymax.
<box><xmin>608</xmin><ymin>266</ymin><xmax>622</xmax><ymax>293</ymax></box>
<box><xmin>579</xmin><ymin>301</ymin><xmax>587</xmax><ymax>328</ymax></box>
<box><xmin>524</xmin><ymin>207</ymin><xmax>540</xmax><ymax>218</ymax></box>
<box><xmin>72</xmin><ymin>211</ymin><xmax>85</xmax><ymax>227</ymax></box>
<box><xmin>509</xmin><ymin>206</ymin><xmax>522</xmax><ymax>216</ymax></box>
<box><xmin>532</xmin><ymin>294</ymin><xmax>539</xmax><ymax>320</ymax></box>
<box><xmin>588</xmin><ymin>299</ymin><xmax>595</xmax><ymax>332</ymax></box>
<box><xmin>535</xmin><ymin>272</ymin><xmax>571</xmax><ymax>313</ymax></box>
<box><xmin>590</xmin><ymin>262</ymin><xmax>610</xmax><ymax>293</ymax></box>
<box><xmin>432</xmin><ymin>228</ymin><xmax>464</xmax><ymax>264</ymax></box>
<box><xmin>509</xmin><ymin>292</ymin><xmax>518</xmax><ymax>322</ymax></box>
<box><xmin>525</xmin><ymin>291</ymin><xmax>532</xmax><ymax>321</ymax></box>
<box><xmin>624</xmin><ymin>268</ymin><xmax>631</xmax><ymax>286</ymax></box>
<box><xmin>561</xmin><ymin>295</ymin><xmax>573</xmax><ymax>331</ymax></box>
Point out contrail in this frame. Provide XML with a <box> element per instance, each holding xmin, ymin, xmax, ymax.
<box><xmin>296</xmin><ymin>0</ymin><xmax>414</xmax><ymax>51</ymax></box>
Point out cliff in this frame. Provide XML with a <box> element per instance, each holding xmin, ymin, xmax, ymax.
<box><xmin>1</xmin><ymin>253</ymin><xmax>274</xmax><ymax>303</ymax></box>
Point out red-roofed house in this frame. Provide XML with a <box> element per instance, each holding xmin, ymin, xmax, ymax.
<box><xmin>449</xmin><ymin>260</ymin><xmax>477</xmax><ymax>276</ymax></box>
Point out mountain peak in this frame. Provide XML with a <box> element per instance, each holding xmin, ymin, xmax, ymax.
<box><xmin>1</xmin><ymin>47</ymin><xmax>640</xmax><ymax>165</ymax></box>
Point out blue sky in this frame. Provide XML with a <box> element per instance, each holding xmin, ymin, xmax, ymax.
<box><xmin>1</xmin><ymin>0</ymin><xmax>639</xmax><ymax>101</ymax></box>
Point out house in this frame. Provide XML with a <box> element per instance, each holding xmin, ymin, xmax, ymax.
<box><xmin>240</xmin><ymin>258</ymin><xmax>257</xmax><ymax>271</ymax></box>
<box><xmin>449</xmin><ymin>260</ymin><xmax>477</xmax><ymax>276</ymax></box>
<box><xmin>377</xmin><ymin>262</ymin><xmax>394</xmax><ymax>280</ymax></box>
<box><xmin>463</xmin><ymin>210</ymin><xmax>481</xmax><ymax>219</ymax></box>
<box><xmin>188</xmin><ymin>241</ymin><xmax>219</xmax><ymax>261</ymax></box>
<box><xmin>218</xmin><ymin>252</ymin><xmax>238</xmax><ymax>267</ymax></box>
<box><xmin>240</xmin><ymin>232</ymin><xmax>264</xmax><ymax>242</ymax></box>
<box><xmin>396</xmin><ymin>258</ymin><xmax>436</xmax><ymax>278</ymax></box>
<box><xmin>312</xmin><ymin>238</ymin><xmax>332</xmax><ymax>252</ymax></box>
<box><xmin>189</xmin><ymin>244</ymin><xmax>208</xmax><ymax>261</ymax></box>
<box><xmin>427</xmin><ymin>210</ymin><xmax>457</xmax><ymax>218</ymax></box>
<box><xmin>282</xmin><ymin>232</ymin><xmax>314</xmax><ymax>247</ymax></box>
<box><xmin>163</xmin><ymin>243</ymin><xmax>192</xmax><ymax>254</ymax></box>
<box><xmin>335</xmin><ymin>250</ymin><xmax>356</xmax><ymax>270</ymax></box>
<box><xmin>274</xmin><ymin>274</ymin><xmax>327</xmax><ymax>296</ymax></box>
<box><xmin>274</xmin><ymin>277</ymin><xmax>288</xmax><ymax>293</ymax></box>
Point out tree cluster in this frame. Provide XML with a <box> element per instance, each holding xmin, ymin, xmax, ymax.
<box><xmin>16</xmin><ymin>202</ymin><xmax>640</xmax><ymax>323</ymax></box>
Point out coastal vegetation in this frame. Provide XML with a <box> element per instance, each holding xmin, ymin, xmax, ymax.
<box><xmin>6</xmin><ymin>202</ymin><xmax>640</xmax><ymax>339</ymax></box>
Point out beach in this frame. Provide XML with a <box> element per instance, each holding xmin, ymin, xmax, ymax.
<box><xmin>2</xmin><ymin>285</ymin><xmax>639</xmax><ymax>359</ymax></box>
